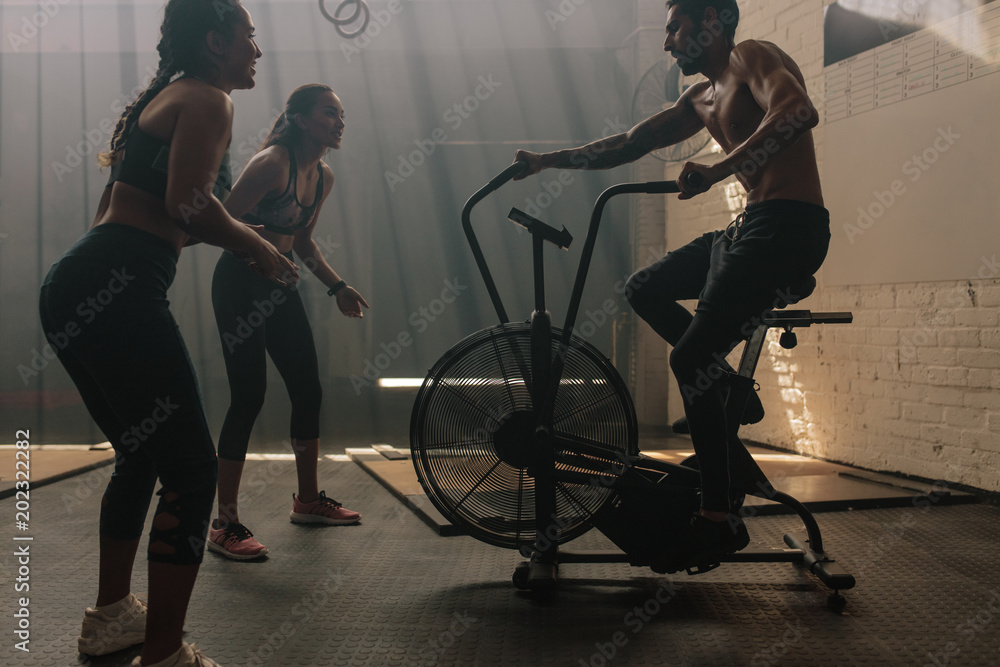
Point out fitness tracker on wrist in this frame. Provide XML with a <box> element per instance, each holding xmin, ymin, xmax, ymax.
<box><xmin>328</xmin><ymin>280</ymin><xmax>347</xmax><ymax>296</ymax></box>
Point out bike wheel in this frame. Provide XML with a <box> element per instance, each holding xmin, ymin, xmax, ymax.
<box><xmin>410</xmin><ymin>322</ymin><xmax>638</xmax><ymax>550</ymax></box>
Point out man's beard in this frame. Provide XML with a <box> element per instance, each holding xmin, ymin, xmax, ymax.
<box><xmin>676</xmin><ymin>28</ymin><xmax>715</xmax><ymax>75</ymax></box>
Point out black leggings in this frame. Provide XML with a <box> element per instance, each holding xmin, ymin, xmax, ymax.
<box><xmin>39</xmin><ymin>224</ymin><xmax>217</xmax><ymax>565</ymax></box>
<box><xmin>625</xmin><ymin>200</ymin><xmax>831</xmax><ymax>512</ymax></box>
<box><xmin>211</xmin><ymin>250</ymin><xmax>322</xmax><ymax>462</ymax></box>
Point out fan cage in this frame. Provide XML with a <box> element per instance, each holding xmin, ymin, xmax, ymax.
<box><xmin>410</xmin><ymin>323</ymin><xmax>638</xmax><ymax>550</ymax></box>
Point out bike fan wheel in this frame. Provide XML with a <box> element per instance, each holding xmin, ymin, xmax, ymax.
<box><xmin>410</xmin><ymin>323</ymin><xmax>638</xmax><ymax>550</ymax></box>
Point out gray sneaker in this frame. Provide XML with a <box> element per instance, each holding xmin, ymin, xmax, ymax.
<box><xmin>130</xmin><ymin>642</ymin><xmax>222</xmax><ymax>666</ymax></box>
<box><xmin>77</xmin><ymin>592</ymin><xmax>147</xmax><ymax>656</ymax></box>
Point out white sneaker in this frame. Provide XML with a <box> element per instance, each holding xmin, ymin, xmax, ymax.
<box><xmin>130</xmin><ymin>642</ymin><xmax>222</xmax><ymax>666</ymax></box>
<box><xmin>77</xmin><ymin>592</ymin><xmax>147</xmax><ymax>656</ymax></box>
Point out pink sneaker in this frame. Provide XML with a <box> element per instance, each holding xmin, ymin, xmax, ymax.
<box><xmin>290</xmin><ymin>491</ymin><xmax>361</xmax><ymax>525</ymax></box>
<box><xmin>207</xmin><ymin>520</ymin><xmax>268</xmax><ymax>560</ymax></box>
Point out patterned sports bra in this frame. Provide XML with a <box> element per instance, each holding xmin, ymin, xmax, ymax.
<box><xmin>242</xmin><ymin>147</ymin><xmax>324</xmax><ymax>236</ymax></box>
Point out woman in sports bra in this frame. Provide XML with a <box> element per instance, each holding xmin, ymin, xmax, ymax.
<box><xmin>38</xmin><ymin>2</ymin><xmax>295</xmax><ymax>665</ymax></box>
<box><xmin>208</xmin><ymin>84</ymin><xmax>369</xmax><ymax>560</ymax></box>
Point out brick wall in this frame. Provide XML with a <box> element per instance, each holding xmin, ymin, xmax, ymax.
<box><xmin>634</xmin><ymin>0</ymin><xmax>1000</xmax><ymax>493</ymax></box>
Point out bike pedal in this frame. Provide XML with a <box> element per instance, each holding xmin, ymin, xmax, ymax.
<box><xmin>649</xmin><ymin>560</ymin><xmax>680</xmax><ymax>575</ymax></box>
<box><xmin>685</xmin><ymin>561</ymin><xmax>721</xmax><ymax>575</ymax></box>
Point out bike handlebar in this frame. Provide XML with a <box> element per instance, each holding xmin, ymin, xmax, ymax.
<box><xmin>459</xmin><ymin>161</ymin><xmax>704</xmax><ymax>428</ymax></box>
<box><xmin>461</xmin><ymin>161</ymin><xmax>530</xmax><ymax>323</ymax></box>
<box><xmin>461</xmin><ymin>162</ymin><xmax>693</xmax><ymax>325</ymax></box>
<box><xmin>684</xmin><ymin>170</ymin><xmax>704</xmax><ymax>190</ymax></box>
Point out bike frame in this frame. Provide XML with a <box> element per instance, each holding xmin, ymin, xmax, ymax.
<box><xmin>460</xmin><ymin>161</ymin><xmax>855</xmax><ymax>595</ymax></box>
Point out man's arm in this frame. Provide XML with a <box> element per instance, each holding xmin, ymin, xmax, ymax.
<box><xmin>702</xmin><ymin>41</ymin><xmax>819</xmax><ymax>184</ymax></box>
<box><xmin>514</xmin><ymin>83</ymin><xmax>707</xmax><ymax>179</ymax></box>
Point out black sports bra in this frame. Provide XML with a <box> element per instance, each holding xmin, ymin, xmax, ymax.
<box><xmin>242</xmin><ymin>147</ymin><xmax>323</xmax><ymax>236</ymax></box>
<box><xmin>109</xmin><ymin>123</ymin><xmax>232</xmax><ymax>203</ymax></box>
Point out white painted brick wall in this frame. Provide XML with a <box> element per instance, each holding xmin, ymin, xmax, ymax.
<box><xmin>635</xmin><ymin>0</ymin><xmax>1000</xmax><ymax>492</ymax></box>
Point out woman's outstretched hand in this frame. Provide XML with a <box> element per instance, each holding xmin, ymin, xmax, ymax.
<box><xmin>336</xmin><ymin>287</ymin><xmax>370</xmax><ymax>318</ymax></box>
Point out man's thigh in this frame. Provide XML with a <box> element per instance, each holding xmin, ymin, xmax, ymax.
<box><xmin>628</xmin><ymin>230</ymin><xmax>723</xmax><ymax>303</ymax></box>
<box><xmin>697</xmin><ymin>234</ymin><xmax>807</xmax><ymax>334</ymax></box>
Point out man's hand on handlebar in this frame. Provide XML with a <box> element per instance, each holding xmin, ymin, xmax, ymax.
<box><xmin>511</xmin><ymin>151</ymin><xmax>725</xmax><ymax>198</ymax></box>
<box><xmin>512</xmin><ymin>150</ymin><xmax>547</xmax><ymax>181</ymax></box>
<box><xmin>677</xmin><ymin>161</ymin><xmax>723</xmax><ymax>200</ymax></box>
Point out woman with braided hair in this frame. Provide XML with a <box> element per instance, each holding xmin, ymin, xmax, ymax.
<box><xmin>38</xmin><ymin>1</ymin><xmax>294</xmax><ymax>665</ymax></box>
<box><xmin>207</xmin><ymin>84</ymin><xmax>367</xmax><ymax>560</ymax></box>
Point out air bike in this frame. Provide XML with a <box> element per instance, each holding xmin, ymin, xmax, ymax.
<box><xmin>409</xmin><ymin>161</ymin><xmax>856</xmax><ymax>608</ymax></box>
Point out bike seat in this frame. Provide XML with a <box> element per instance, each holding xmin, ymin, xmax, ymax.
<box><xmin>773</xmin><ymin>275</ymin><xmax>816</xmax><ymax>310</ymax></box>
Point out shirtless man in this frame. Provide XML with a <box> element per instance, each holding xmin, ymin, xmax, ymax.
<box><xmin>514</xmin><ymin>0</ymin><xmax>830</xmax><ymax>565</ymax></box>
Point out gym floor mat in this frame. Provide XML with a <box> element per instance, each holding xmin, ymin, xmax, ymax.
<box><xmin>1</xmin><ymin>455</ymin><xmax>998</xmax><ymax>666</ymax></box>
<box><xmin>0</xmin><ymin>444</ymin><xmax>115</xmax><ymax>500</ymax></box>
<box><xmin>351</xmin><ymin>437</ymin><xmax>977</xmax><ymax>535</ymax></box>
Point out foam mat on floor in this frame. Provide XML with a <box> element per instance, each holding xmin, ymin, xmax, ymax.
<box><xmin>0</xmin><ymin>443</ymin><xmax>115</xmax><ymax>500</ymax></box>
<box><xmin>3</xmin><ymin>456</ymin><xmax>998</xmax><ymax>666</ymax></box>
<box><xmin>351</xmin><ymin>442</ymin><xmax>977</xmax><ymax>535</ymax></box>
